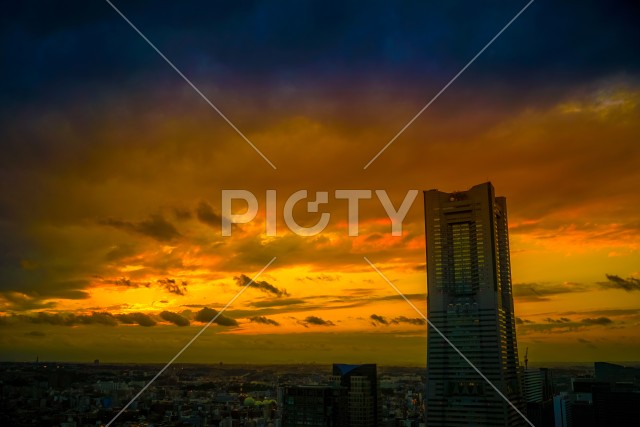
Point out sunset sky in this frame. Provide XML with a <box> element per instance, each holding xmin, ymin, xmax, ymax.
<box><xmin>1</xmin><ymin>1</ymin><xmax>639</xmax><ymax>365</ymax></box>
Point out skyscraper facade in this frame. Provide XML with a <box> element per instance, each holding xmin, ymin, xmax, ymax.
<box><xmin>424</xmin><ymin>182</ymin><xmax>525</xmax><ymax>426</ymax></box>
<box><xmin>523</xmin><ymin>368</ymin><xmax>555</xmax><ymax>427</ymax></box>
<box><xmin>282</xmin><ymin>385</ymin><xmax>345</xmax><ymax>426</ymax></box>
<box><xmin>332</xmin><ymin>364</ymin><xmax>381</xmax><ymax>427</ymax></box>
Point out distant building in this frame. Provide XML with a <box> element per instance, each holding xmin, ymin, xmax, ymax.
<box><xmin>424</xmin><ymin>183</ymin><xmax>525</xmax><ymax>426</ymax></box>
<box><xmin>551</xmin><ymin>362</ymin><xmax>640</xmax><ymax>427</ymax></box>
<box><xmin>523</xmin><ymin>368</ymin><xmax>554</xmax><ymax>427</ymax></box>
<box><xmin>592</xmin><ymin>384</ymin><xmax>640</xmax><ymax>427</ymax></box>
<box><xmin>553</xmin><ymin>394</ymin><xmax>573</xmax><ymax>427</ymax></box>
<box><xmin>332</xmin><ymin>364</ymin><xmax>381</xmax><ymax>427</ymax></box>
<box><xmin>523</xmin><ymin>368</ymin><xmax>553</xmax><ymax>403</ymax></box>
<box><xmin>282</xmin><ymin>385</ymin><xmax>345</xmax><ymax>426</ymax></box>
<box><xmin>594</xmin><ymin>361</ymin><xmax>640</xmax><ymax>386</ymax></box>
<box><xmin>572</xmin><ymin>363</ymin><xmax>640</xmax><ymax>427</ymax></box>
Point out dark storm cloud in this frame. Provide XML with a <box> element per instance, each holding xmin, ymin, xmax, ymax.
<box><xmin>559</xmin><ymin>308</ymin><xmax>640</xmax><ymax>318</ymax></box>
<box><xmin>40</xmin><ymin>286</ymin><xmax>90</xmax><ymax>300</ymax></box>
<box><xmin>226</xmin><ymin>290</ymin><xmax>404</xmax><ymax>320</ymax></box>
<box><xmin>196</xmin><ymin>201</ymin><xmax>223</xmax><ymax>228</ymax></box>
<box><xmin>315</xmin><ymin>274</ymin><xmax>340</xmax><ymax>282</ymax></box>
<box><xmin>104</xmin><ymin>243</ymin><xmax>139</xmax><ymax>262</ymax></box>
<box><xmin>545</xmin><ymin>317</ymin><xmax>571</xmax><ymax>324</ymax></box>
<box><xmin>159</xmin><ymin>310</ymin><xmax>190</xmax><ymax>326</ymax></box>
<box><xmin>194</xmin><ymin>307</ymin><xmax>217</xmax><ymax>322</ymax></box>
<box><xmin>193</xmin><ymin>307</ymin><xmax>238</xmax><ymax>327</ymax></box>
<box><xmin>105</xmin><ymin>277</ymin><xmax>187</xmax><ymax>295</ymax></box>
<box><xmin>600</xmin><ymin>274</ymin><xmax>640</xmax><ymax>292</ymax></box>
<box><xmin>5</xmin><ymin>311</ymin><xmax>119</xmax><ymax>327</ymax></box>
<box><xmin>0</xmin><ymin>288</ymin><xmax>89</xmax><ymax>311</ymax></box>
<box><xmin>0</xmin><ymin>309</ymin><xmax>241</xmax><ymax>328</ymax></box>
<box><xmin>234</xmin><ymin>274</ymin><xmax>288</xmax><ymax>297</ymax></box>
<box><xmin>0</xmin><ymin>234</ymin><xmax>93</xmax><ymax>305</ymax></box>
<box><xmin>296</xmin><ymin>274</ymin><xmax>341</xmax><ymax>282</ymax></box>
<box><xmin>299</xmin><ymin>316</ymin><xmax>334</xmax><ymax>327</ymax></box>
<box><xmin>100</xmin><ymin>215</ymin><xmax>181</xmax><ymax>242</ymax></box>
<box><xmin>157</xmin><ymin>278</ymin><xmax>188</xmax><ymax>296</ymax></box>
<box><xmin>115</xmin><ymin>312</ymin><xmax>156</xmax><ymax>327</ymax></box>
<box><xmin>172</xmin><ymin>207</ymin><xmax>192</xmax><ymax>221</ymax></box>
<box><xmin>370</xmin><ymin>314</ymin><xmax>424</xmax><ymax>326</ymax></box>
<box><xmin>0</xmin><ymin>292</ymin><xmax>57</xmax><ymax>311</ymax></box>
<box><xmin>517</xmin><ymin>316</ymin><xmax>615</xmax><ymax>335</ymax></box>
<box><xmin>240</xmin><ymin>292</ymin><xmax>426</xmax><ymax>319</ymax></box>
<box><xmin>581</xmin><ymin>317</ymin><xmax>613</xmax><ymax>326</ymax></box>
<box><xmin>515</xmin><ymin>317</ymin><xmax>533</xmax><ymax>325</ymax></box>
<box><xmin>0</xmin><ymin>310</ymin><xmax>220</xmax><ymax>328</ymax></box>
<box><xmin>249</xmin><ymin>316</ymin><xmax>280</xmax><ymax>326</ymax></box>
<box><xmin>249</xmin><ymin>298</ymin><xmax>306</xmax><ymax>308</ymax></box>
<box><xmin>2</xmin><ymin>0</ymin><xmax>639</xmax><ymax>112</ymax></box>
<box><xmin>370</xmin><ymin>314</ymin><xmax>388</xmax><ymax>326</ymax></box>
<box><xmin>107</xmin><ymin>277</ymin><xmax>151</xmax><ymax>289</ymax></box>
<box><xmin>513</xmin><ymin>282</ymin><xmax>587</xmax><ymax>302</ymax></box>
<box><xmin>391</xmin><ymin>316</ymin><xmax>425</xmax><ymax>326</ymax></box>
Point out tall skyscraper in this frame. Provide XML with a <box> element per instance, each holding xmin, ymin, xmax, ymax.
<box><xmin>424</xmin><ymin>182</ymin><xmax>525</xmax><ymax>426</ymax></box>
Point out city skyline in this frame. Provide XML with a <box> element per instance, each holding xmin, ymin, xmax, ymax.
<box><xmin>1</xmin><ymin>1</ymin><xmax>640</xmax><ymax>366</ymax></box>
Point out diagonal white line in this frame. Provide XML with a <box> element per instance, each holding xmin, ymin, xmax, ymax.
<box><xmin>364</xmin><ymin>257</ymin><xmax>534</xmax><ymax>427</ymax></box>
<box><xmin>363</xmin><ymin>0</ymin><xmax>534</xmax><ymax>170</ymax></box>
<box><xmin>104</xmin><ymin>0</ymin><xmax>276</xmax><ymax>170</ymax></box>
<box><xmin>106</xmin><ymin>257</ymin><xmax>277</xmax><ymax>427</ymax></box>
